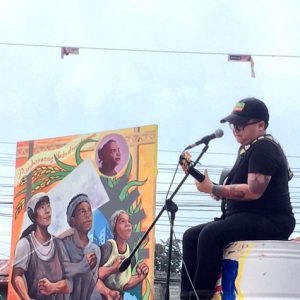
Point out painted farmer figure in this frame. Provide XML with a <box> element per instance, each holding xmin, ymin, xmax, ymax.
<box><xmin>61</xmin><ymin>193</ymin><xmax>119</xmax><ymax>300</ymax></box>
<box><xmin>98</xmin><ymin>140</ymin><xmax>121</xmax><ymax>176</ymax></box>
<box><xmin>99</xmin><ymin>210</ymin><xmax>149</xmax><ymax>299</ymax></box>
<box><xmin>12</xmin><ymin>192</ymin><xmax>72</xmax><ymax>300</ymax></box>
<box><xmin>180</xmin><ymin>98</ymin><xmax>295</xmax><ymax>300</ymax></box>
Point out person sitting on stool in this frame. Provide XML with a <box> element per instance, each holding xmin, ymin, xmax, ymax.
<box><xmin>180</xmin><ymin>98</ymin><xmax>295</xmax><ymax>300</ymax></box>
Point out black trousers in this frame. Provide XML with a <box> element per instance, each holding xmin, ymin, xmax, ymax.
<box><xmin>180</xmin><ymin>212</ymin><xmax>295</xmax><ymax>299</ymax></box>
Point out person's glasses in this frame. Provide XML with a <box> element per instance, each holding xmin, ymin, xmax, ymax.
<box><xmin>229</xmin><ymin>121</ymin><xmax>260</xmax><ymax>131</ymax></box>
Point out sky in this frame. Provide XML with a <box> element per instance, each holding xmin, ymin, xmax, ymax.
<box><xmin>1</xmin><ymin>0</ymin><xmax>300</xmax><ymax>259</ymax></box>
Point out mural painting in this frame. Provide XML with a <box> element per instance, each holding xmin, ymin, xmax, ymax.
<box><xmin>8</xmin><ymin>125</ymin><xmax>158</xmax><ymax>300</ymax></box>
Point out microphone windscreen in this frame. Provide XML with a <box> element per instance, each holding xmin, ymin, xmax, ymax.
<box><xmin>215</xmin><ymin>129</ymin><xmax>224</xmax><ymax>138</ymax></box>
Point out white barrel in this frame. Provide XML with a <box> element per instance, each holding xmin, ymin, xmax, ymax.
<box><xmin>213</xmin><ymin>240</ymin><xmax>300</xmax><ymax>300</ymax></box>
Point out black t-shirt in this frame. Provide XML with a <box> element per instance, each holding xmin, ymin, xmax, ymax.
<box><xmin>226</xmin><ymin>138</ymin><xmax>293</xmax><ymax>216</ymax></box>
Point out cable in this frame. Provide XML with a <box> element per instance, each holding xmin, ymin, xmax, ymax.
<box><xmin>0</xmin><ymin>141</ymin><xmax>16</xmax><ymax>145</ymax></box>
<box><xmin>1</xmin><ymin>41</ymin><xmax>300</xmax><ymax>59</ymax></box>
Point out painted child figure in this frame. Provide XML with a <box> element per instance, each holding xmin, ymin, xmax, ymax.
<box><xmin>99</xmin><ymin>210</ymin><xmax>149</xmax><ymax>299</ymax></box>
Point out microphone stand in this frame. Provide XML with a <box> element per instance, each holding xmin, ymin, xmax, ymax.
<box><xmin>119</xmin><ymin>143</ymin><xmax>210</xmax><ymax>300</ymax></box>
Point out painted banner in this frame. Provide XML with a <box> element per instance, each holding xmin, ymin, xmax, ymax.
<box><xmin>8</xmin><ymin>125</ymin><xmax>158</xmax><ymax>300</ymax></box>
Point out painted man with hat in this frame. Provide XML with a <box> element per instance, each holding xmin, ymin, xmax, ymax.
<box><xmin>180</xmin><ymin>98</ymin><xmax>295</xmax><ymax>299</ymax></box>
<box><xmin>12</xmin><ymin>192</ymin><xmax>72</xmax><ymax>300</ymax></box>
<box><xmin>61</xmin><ymin>193</ymin><xmax>120</xmax><ymax>300</ymax></box>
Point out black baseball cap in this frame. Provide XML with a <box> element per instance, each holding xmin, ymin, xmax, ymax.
<box><xmin>220</xmin><ymin>97</ymin><xmax>269</xmax><ymax>127</ymax></box>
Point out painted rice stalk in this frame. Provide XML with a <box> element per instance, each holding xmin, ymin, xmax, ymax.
<box><xmin>16</xmin><ymin>180</ymin><xmax>47</xmax><ymax>197</ymax></box>
<box><xmin>19</xmin><ymin>166</ymin><xmax>62</xmax><ymax>186</ymax></box>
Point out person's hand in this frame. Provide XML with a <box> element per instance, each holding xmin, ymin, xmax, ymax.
<box><xmin>86</xmin><ymin>252</ymin><xmax>97</xmax><ymax>270</ymax></box>
<box><xmin>195</xmin><ymin>169</ymin><xmax>214</xmax><ymax>194</ymax></box>
<box><xmin>210</xmin><ymin>193</ymin><xmax>221</xmax><ymax>201</ymax></box>
<box><xmin>136</xmin><ymin>262</ymin><xmax>149</xmax><ymax>280</ymax></box>
<box><xmin>111</xmin><ymin>256</ymin><xmax>125</xmax><ymax>273</ymax></box>
<box><xmin>179</xmin><ymin>151</ymin><xmax>191</xmax><ymax>174</ymax></box>
<box><xmin>105</xmin><ymin>289</ymin><xmax>121</xmax><ymax>300</ymax></box>
<box><xmin>38</xmin><ymin>278</ymin><xmax>54</xmax><ymax>296</ymax></box>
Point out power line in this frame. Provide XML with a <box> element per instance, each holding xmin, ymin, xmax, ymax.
<box><xmin>1</xmin><ymin>41</ymin><xmax>300</xmax><ymax>59</ymax></box>
<box><xmin>0</xmin><ymin>213</ymin><xmax>12</xmax><ymax>217</ymax></box>
<box><xmin>0</xmin><ymin>252</ymin><xmax>10</xmax><ymax>258</ymax></box>
<box><xmin>0</xmin><ymin>141</ymin><xmax>16</xmax><ymax>145</ymax></box>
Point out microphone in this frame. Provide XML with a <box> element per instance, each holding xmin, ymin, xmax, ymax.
<box><xmin>184</xmin><ymin>129</ymin><xmax>224</xmax><ymax>150</ymax></box>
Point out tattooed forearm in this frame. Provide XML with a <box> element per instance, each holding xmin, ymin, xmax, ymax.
<box><xmin>212</xmin><ymin>185</ymin><xmax>246</xmax><ymax>199</ymax></box>
<box><xmin>211</xmin><ymin>173</ymin><xmax>271</xmax><ymax>201</ymax></box>
<box><xmin>248</xmin><ymin>173</ymin><xmax>271</xmax><ymax>194</ymax></box>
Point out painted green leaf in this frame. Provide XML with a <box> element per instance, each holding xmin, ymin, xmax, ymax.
<box><xmin>132</xmin><ymin>221</ymin><xmax>141</xmax><ymax>234</ymax></box>
<box><xmin>15</xmin><ymin>187</ymin><xmax>27</xmax><ymax>197</ymax></box>
<box><xmin>142</xmin><ymin>278</ymin><xmax>151</xmax><ymax>300</ymax></box>
<box><xmin>116</xmin><ymin>154</ymin><xmax>132</xmax><ymax>184</ymax></box>
<box><xmin>43</xmin><ymin>171</ymin><xmax>71</xmax><ymax>179</ymax></box>
<box><xmin>47</xmin><ymin>177</ymin><xmax>64</xmax><ymax>186</ymax></box>
<box><xmin>75</xmin><ymin>138</ymin><xmax>98</xmax><ymax>165</ymax></box>
<box><xmin>124</xmin><ymin>154</ymin><xmax>132</xmax><ymax>177</ymax></box>
<box><xmin>119</xmin><ymin>179</ymin><xmax>147</xmax><ymax>201</ymax></box>
<box><xmin>107</xmin><ymin>177</ymin><xmax>117</xmax><ymax>188</ymax></box>
<box><xmin>54</xmin><ymin>155</ymin><xmax>75</xmax><ymax>172</ymax></box>
<box><xmin>133</xmin><ymin>203</ymin><xmax>141</xmax><ymax>213</ymax></box>
<box><xmin>140</xmin><ymin>239</ymin><xmax>147</xmax><ymax>250</ymax></box>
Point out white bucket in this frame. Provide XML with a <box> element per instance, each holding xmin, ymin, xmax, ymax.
<box><xmin>213</xmin><ymin>240</ymin><xmax>300</xmax><ymax>300</ymax></box>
